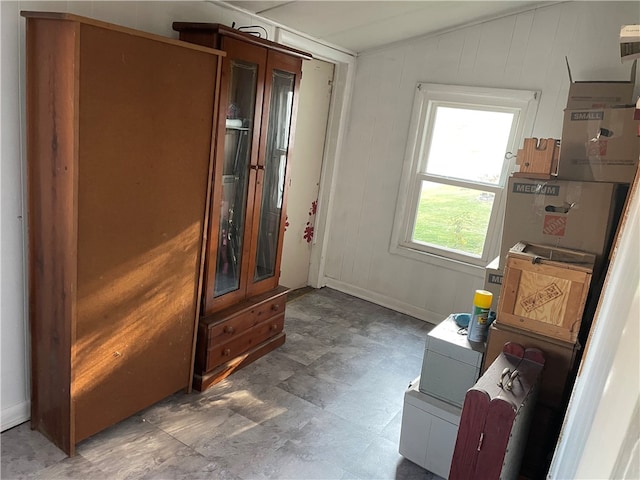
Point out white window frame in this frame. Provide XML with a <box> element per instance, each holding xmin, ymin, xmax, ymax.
<box><xmin>391</xmin><ymin>83</ymin><xmax>539</xmax><ymax>270</ymax></box>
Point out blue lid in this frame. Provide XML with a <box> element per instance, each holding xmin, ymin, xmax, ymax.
<box><xmin>452</xmin><ymin>313</ymin><xmax>471</xmax><ymax>328</ymax></box>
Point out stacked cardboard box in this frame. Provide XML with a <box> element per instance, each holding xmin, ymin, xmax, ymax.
<box><xmin>557</xmin><ymin>60</ymin><xmax>639</xmax><ymax>183</ymax></box>
<box><xmin>500</xmin><ymin>177</ymin><xmax>627</xmax><ymax>279</ymax></box>
<box><xmin>486</xmin><ymin>59</ymin><xmax>636</xmax><ymax>312</ymax></box>
<box><xmin>482</xmin><ymin>60</ymin><xmax>637</xmax><ymax>478</ymax></box>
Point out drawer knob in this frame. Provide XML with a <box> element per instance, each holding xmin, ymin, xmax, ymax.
<box><xmin>223</xmin><ymin>325</ymin><xmax>235</xmax><ymax>334</ymax></box>
<box><xmin>223</xmin><ymin>348</ymin><xmax>231</xmax><ymax>356</ymax></box>
<box><xmin>271</xmin><ymin>304</ymin><xmax>280</xmax><ymax>312</ymax></box>
<box><xmin>270</xmin><ymin>323</ymin><xmax>278</xmax><ymax>331</ymax></box>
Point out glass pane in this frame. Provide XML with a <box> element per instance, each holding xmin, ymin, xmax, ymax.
<box><xmin>426</xmin><ymin>106</ymin><xmax>514</xmax><ymax>185</ymax></box>
<box><xmin>254</xmin><ymin>69</ymin><xmax>295</xmax><ymax>282</ymax></box>
<box><xmin>214</xmin><ymin>60</ymin><xmax>258</xmax><ymax>297</ymax></box>
<box><xmin>412</xmin><ymin>181</ymin><xmax>495</xmax><ymax>257</ymax></box>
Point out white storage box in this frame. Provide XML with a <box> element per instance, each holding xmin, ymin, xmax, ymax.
<box><xmin>419</xmin><ymin>316</ymin><xmax>485</xmax><ymax>408</ymax></box>
<box><xmin>400</xmin><ymin>377</ymin><xmax>462</xmax><ymax>478</ymax></box>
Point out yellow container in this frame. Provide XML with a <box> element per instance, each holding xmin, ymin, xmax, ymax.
<box><xmin>468</xmin><ymin>290</ymin><xmax>493</xmax><ymax>342</ymax></box>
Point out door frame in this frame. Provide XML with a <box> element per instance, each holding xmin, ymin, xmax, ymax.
<box><xmin>275</xmin><ymin>29</ymin><xmax>356</xmax><ymax>288</ymax></box>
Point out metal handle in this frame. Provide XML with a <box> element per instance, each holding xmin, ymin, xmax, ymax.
<box><xmin>497</xmin><ymin>367</ymin><xmax>511</xmax><ymax>388</ymax></box>
<box><xmin>505</xmin><ymin>370</ymin><xmax>519</xmax><ymax>391</ymax></box>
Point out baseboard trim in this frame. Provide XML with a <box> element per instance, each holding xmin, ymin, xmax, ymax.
<box><xmin>323</xmin><ymin>278</ymin><xmax>443</xmax><ymax>325</ymax></box>
<box><xmin>1</xmin><ymin>400</ymin><xmax>30</xmax><ymax>432</ymax></box>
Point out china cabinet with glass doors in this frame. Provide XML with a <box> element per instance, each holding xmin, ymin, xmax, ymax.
<box><xmin>173</xmin><ymin>23</ymin><xmax>311</xmax><ymax>391</ymax></box>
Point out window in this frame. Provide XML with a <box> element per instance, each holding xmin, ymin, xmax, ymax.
<box><xmin>391</xmin><ymin>84</ymin><xmax>539</xmax><ymax>267</ymax></box>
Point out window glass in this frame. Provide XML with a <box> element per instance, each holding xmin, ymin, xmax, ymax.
<box><xmin>426</xmin><ymin>106</ymin><xmax>514</xmax><ymax>185</ymax></box>
<box><xmin>413</xmin><ymin>181</ymin><xmax>495</xmax><ymax>257</ymax></box>
<box><xmin>391</xmin><ymin>84</ymin><xmax>539</xmax><ymax>266</ymax></box>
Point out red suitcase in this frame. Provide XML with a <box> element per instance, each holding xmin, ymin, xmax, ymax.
<box><xmin>449</xmin><ymin>343</ymin><xmax>545</xmax><ymax>480</ymax></box>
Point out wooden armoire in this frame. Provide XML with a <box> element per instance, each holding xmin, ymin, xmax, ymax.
<box><xmin>172</xmin><ymin>23</ymin><xmax>312</xmax><ymax>391</ymax></box>
<box><xmin>22</xmin><ymin>12</ymin><xmax>224</xmax><ymax>455</ymax></box>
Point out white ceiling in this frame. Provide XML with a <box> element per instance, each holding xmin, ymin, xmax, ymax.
<box><xmin>222</xmin><ymin>1</ymin><xmax>554</xmax><ymax>53</ymax></box>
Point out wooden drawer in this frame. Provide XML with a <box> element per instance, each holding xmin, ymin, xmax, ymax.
<box><xmin>497</xmin><ymin>242</ymin><xmax>595</xmax><ymax>344</ymax></box>
<box><xmin>193</xmin><ymin>332</ymin><xmax>286</xmax><ymax>392</ymax></box>
<box><xmin>205</xmin><ymin>313</ymin><xmax>284</xmax><ymax>372</ymax></box>
<box><xmin>205</xmin><ymin>294</ymin><xmax>286</xmax><ymax>349</ymax></box>
<box><xmin>194</xmin><ymin>286</ymin><xmax>289</xmax><ymax>378</ymax></box>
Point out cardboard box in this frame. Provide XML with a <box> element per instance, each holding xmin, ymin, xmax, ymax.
<box><xmin>558</xmin><ymin>59</ymin><xmax>639</xmax><ymax>182</ymax></box>
<box><xmin>498</xmin><ymin>242</ymin><xmax>596</xmax><ymax>344</ymax></box>
<box><xmin>500</xmin><ymin>177</ymin><xmax>624</xmax><ymax>276</ymax></box>
<box><xmin>565</xmin><ymin>58</ymin><xmax>636</xmax><ymax>109</ymax></box>
<box><xmin>483</xmin><ymin>322</ymin><xmax>580</xmax><ymax>409</ymax></box>
<box><xmin>557</xmin><ymin>106</ymin><xmax>639</xmax><ymax>183</ymax></box>
<box><xmin>483</xmin><ymin>256</ymin><xmax>503</xmax><ymax>301</ymax></box>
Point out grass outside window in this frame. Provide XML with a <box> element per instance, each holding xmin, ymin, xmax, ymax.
<box><xmin>413</xmin><ymin>183</ymin><xmax>494</xmax><ymax>257</ymax></box>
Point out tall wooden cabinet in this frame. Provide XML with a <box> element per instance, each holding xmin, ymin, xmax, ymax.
<box><xmin>172</xmin><ymin>23</ymin><xmax>311</xmax><ymax>390</ymax></box>
<box><xmin>23</xmin><ymin>12</ymin><xmax>224</xmax><ymax>455</ymax></box>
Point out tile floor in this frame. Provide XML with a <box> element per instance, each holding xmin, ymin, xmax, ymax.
<box><xmin>1</xmin><ymin>287</ymin><xmax>442</xmax><ymax>480</ymax></box>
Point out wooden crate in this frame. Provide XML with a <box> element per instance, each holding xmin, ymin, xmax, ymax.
<box><xmin>497</xmin><ymin>242</ymin><xmax>596</xmax><ymax>343</ymax></box>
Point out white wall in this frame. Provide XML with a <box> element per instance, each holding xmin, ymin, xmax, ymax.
<box><xmin>280</xmin><ymin>58</ymin><xmax>335</xmax><ymax>290</ymax></box>
<box><xmin>550</xmin><ymin>175</ymin><xmax>640</xmax><ymax>479</ymax></box>
<box><xmin>0</xmin><ymin>0</ymin><xmax>278</xmax><ymax>432</ymax></box>
<box><xmin>1</xmin><ymin>1</ymin><xmax>30</xmax><ymax>432</ymax></box>
<box><xmin>322</xmin><ymin>1</ymin><xmax>640</xmax><ymax>322</ymax></box>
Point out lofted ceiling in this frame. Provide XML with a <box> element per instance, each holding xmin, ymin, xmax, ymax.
<box><xmin>221</xmin><ymin>1</ymin><xmax>554</xmax><ymax>53</ymax></box>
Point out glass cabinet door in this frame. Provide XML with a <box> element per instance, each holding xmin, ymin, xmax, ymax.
<box><xmin>214</xmin><ymin>59</ymin><xmax>258</xmax><ymax>297</ymax></box>
<box><xmin>254</xmin><ymin>68</ymin><xmax>296</xmax><ymax>282</ymax></box>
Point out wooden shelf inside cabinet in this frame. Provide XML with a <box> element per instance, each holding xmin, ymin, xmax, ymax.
<box><xmin>23</xmin><ymin>11</ymin><xmax>224</xmax><ymax>455</ymax></box>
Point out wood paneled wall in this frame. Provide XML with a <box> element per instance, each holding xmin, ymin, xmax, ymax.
<box><xmin>323</xmin><ymin>1</ymin><xmax>639</xmax><ymax>322</ymax></box>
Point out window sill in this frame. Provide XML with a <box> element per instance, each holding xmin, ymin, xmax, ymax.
<box><xmin>389</xmin><ymin>242</ymin><xmax>486</xmax><ymax>278</ymax></box>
